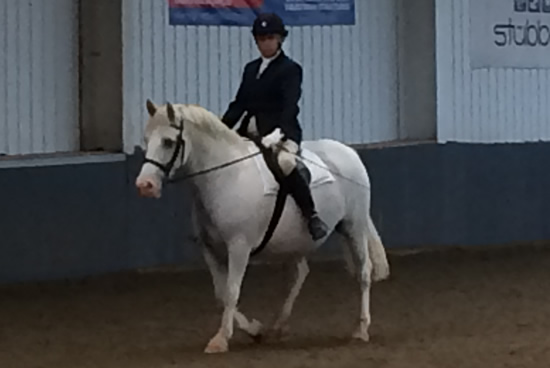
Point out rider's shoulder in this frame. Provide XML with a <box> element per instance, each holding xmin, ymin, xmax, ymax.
<box><xmin>280</xmin><ymin>55</ymin><xmax>302</xmax><ymax>73</ymax></box>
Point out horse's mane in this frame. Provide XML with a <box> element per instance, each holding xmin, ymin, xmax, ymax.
<box><xmin>145</xmin><ymin>102</ymin><xmax>244</xmax><ymax>146</ymax></box>
<box><xmin>176</xmin><ymin>104</ymin><xmax>243</xmax><ymax>145</ymax></box>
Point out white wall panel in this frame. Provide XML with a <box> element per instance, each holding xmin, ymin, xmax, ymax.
<box><xmin>436</xmin><ymin>0</ymin><xmax>550</xmax><ymax>143</ymax></box>
<box><xmin>0</xmin><ymin>0</ymin><xmax>79</xmax><ymax>156</ymax></box>
<box><xmin>122</xmin><ymin>0</ymin><xmax>399</xmax><ymax>153</ymax></box>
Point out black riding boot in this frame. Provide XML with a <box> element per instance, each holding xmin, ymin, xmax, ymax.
<box><xmin>286</xmin><ymin>167</ymin><xmax>329</xmax><ymax>241</ymax></box>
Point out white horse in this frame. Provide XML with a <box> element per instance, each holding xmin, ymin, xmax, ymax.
<box><xmin>135</xmin><ymin>100</ymin><xmax>390</xmax><ymax>353</ymax></box>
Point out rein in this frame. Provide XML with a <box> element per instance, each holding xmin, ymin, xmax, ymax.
<box><xmin>168</xmin><ymin>151</ymin><xmax>261</xmax><ymax>183</ymax></box>
<box><xmin>142</xmin><ymin>121</ymin><xmax>263</xmax><ymax>183</ymax></box>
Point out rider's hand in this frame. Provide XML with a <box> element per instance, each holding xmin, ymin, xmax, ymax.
<box><xmin>261</xmin><ymin>128</ymin><xmax>285</xmax><ymax>149</ymax></box>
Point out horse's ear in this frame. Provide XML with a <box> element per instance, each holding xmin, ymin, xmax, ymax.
<box><xmin>146</xmin><ymin>99</ymin><xmax>157</xmax><ymax>116</ymax></box>
<box><xmin>166</xmin><ymin>103</ymin><xmax>176</xmax><ymax>123</ymax></box>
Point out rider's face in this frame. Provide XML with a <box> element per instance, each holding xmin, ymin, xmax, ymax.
<box><xmin>255</xmin><ymin>34</ymin><xmax>281</xmax><ymax>58</ymax></box>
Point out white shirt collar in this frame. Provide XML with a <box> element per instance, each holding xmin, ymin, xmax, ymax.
<box><xmin>258</xmin><ymin>50</ymin><xmax>281</xmax><ymax>77</ymax></box>
<box><xmin>261</xmin><ymin>49</ymin><xmax>281</xmax><ymax>63</ymax></box>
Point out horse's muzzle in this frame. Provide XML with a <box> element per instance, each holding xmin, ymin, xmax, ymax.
<box><xmin>136</xmin><ymin>177</ymin><xmax>162</xmax><ymax>198</ymax></box>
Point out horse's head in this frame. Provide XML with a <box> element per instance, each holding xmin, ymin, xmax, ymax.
<box><xmin>135</xmin><ymin>99</ymin><xmax>191</xmax><ymax>198</ymax></box>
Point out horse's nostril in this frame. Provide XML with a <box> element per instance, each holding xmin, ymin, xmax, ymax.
<box><xmin>136</xmin><ymin>179</ymin><xmax>154</xmax><ymax>190</ymax></box>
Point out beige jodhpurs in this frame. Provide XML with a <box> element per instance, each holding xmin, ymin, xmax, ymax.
<box><xmin>277</xmin><ymin>139</ymin><xmax>299</xmax><ymax>176</ymax></box>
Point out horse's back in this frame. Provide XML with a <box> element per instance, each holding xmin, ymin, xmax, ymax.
<box><xmin>301</xmin><ymin>138</ymin><xmax>369</xmax><ymax>186</ymax></box>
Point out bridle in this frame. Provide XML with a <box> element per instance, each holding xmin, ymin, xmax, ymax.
<box><xmin>143</xmin><ymin>122</ymin><xmax>186</xmax><ymax>179</ymax></box>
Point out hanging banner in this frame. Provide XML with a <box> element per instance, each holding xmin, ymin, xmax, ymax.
<box><xmin>470</xmin><ymin>0</ymin><xmax>550</xmax><ymax>69</ymax></box>
<box><xmin>168</xmin><ymin>0</ymin><xmax>355</xmax><ymax>26</ymax></box>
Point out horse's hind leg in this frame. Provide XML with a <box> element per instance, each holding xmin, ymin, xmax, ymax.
<box><xmin>202</xmin><ymin>245</ymin><xmax>262</xmax><ymax>340</ymax></box>
<box><xmin>337</xmin><ymin>221</ymin><xmax>372</xmax><ymax>342</ymax></box>
<box><xmin>267</xmin><ymin>257</ymin><xmax>309</xmax><ymax>340</ymax></box>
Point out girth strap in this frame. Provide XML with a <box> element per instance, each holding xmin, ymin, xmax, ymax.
<box><xmin>247</xmin><ymin>135</ymin><xmax>290</xmax><ymax>257</ymax></box>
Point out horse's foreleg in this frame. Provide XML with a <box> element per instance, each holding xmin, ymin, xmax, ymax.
<box><xmin>204</xmin><ymin>239</ymin><xmax>250</xmax><ymax>353</ymax></box>
<box><xmin>202</xmin><ymin>245</ymin><xmax>262</xmax><ymax>340</ymax></box>
<box><xmin>268</xmin><ymin>257</ymin><xmax>309</xmax><ymax>339</ymax></box>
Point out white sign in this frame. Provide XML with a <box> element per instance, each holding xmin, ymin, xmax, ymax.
<box><xmin>470</xmin><ymin>0</ymin><xmax>550</xmax><ymax>69</ymax></box>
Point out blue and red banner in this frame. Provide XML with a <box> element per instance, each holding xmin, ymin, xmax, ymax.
<box><xmin>168</xmin><ymin>0</ymin><xmax>355</xmax><ymax>26</ymax></box>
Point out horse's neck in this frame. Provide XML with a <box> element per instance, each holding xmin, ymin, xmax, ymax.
<box><xmin>186</xmin><ymin>130</ymin><xmax>254</xmax><ymax>186</ymax></box>
<box><xmin>185</xmin><ymin>130</ymin><xmax>260</xmax><ymax>222</ymax></box>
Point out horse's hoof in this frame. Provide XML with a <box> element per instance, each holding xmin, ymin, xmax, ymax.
<box><xmin>267</xmin><ymin>324</ymin><xmax>290</xmax><ymax>342</ymax></box>
<box><xmin>247</xmin><ymin>319</ymin><xmax>264</xmax><ymax>343</ymax></box>
<box><xmin>204</xmin><ymin>335</ymin><xmax>229</xmax><ymax>354</ymax></box>
<box><xmin>248</xmin><ymin>319</ymin><xmax>263</xmax><ymax>337</ymax></box>
<box><xmin>352</xmin><ymin>329</ymin><xmax>370</xmax><ymax>342</ymax></box>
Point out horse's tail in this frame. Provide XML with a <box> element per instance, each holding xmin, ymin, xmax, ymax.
<box><xmin>341</xmin><ymin>214</ymin><xmax>390</xmax><ymax>282</ymax></box>
<box><xmin>367</xmin><ymin>215</ymin><xmax>390</xmax><ymax>282</ymax></box>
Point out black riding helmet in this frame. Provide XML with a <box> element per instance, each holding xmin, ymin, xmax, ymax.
<box><xmin>251</xmin><ymin>12</ymin><xmax>288</xmax><ymax>38</ymax></box>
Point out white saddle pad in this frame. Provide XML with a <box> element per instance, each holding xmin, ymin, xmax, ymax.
<box><xmin>250</xmin><ymin>146</ymin><xmax>336</xmax><ymax>196</ymax></box>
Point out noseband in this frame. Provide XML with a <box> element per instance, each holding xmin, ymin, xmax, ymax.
<box><xmin>143</xmin><ymin>122</ymin><xmax>185</xmax><ymax>178</ymax></box>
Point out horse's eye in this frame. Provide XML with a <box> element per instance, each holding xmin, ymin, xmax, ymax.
<box><xmin>162</xmin><ymin>138</ymin><xmax>174</xmax><ymax>149</ymax></box>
